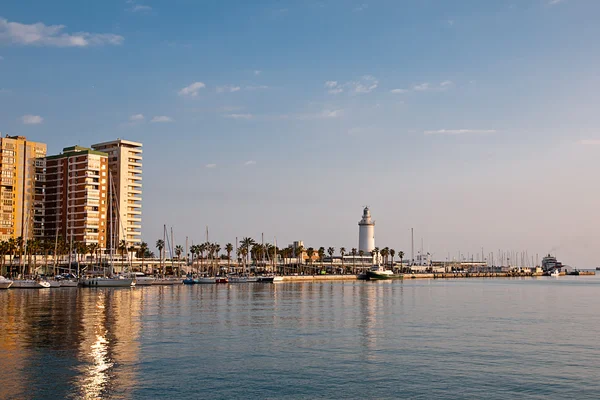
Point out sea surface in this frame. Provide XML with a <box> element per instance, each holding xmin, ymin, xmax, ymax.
<box><xmin>1</xmin><ymin>276</ymin><xmax>599</xmax><ymax>399</ymax></box>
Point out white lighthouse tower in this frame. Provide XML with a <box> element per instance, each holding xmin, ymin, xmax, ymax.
<box><xmin>358</xmin><ymin>206</ymin><xmax>375</xmax><ymax>254</ymax></box>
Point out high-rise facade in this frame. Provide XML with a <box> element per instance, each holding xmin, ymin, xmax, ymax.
<box><xmin>91</xmin><ymin>139</ymin><xmax>142</xmax><ymax>247</ymax></box>
<box><xmin>44</xmin><ymin>146</ymin><xmax>109</xmax><ymax>248</ymax></box>
<box><xmin>0</xmin><ymin>135</ymin><xmax>47</xmax><ymax>241</ymax></box>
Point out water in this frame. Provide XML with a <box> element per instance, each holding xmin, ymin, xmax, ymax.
<box><xmin>1</xmin><ymin>276</ymin><xmax>599</xmax><ymax>399</ymax></box>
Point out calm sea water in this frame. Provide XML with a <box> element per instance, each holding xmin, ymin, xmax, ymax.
<box><xmin>1</xmin><ymin>276</ymin><xmax>599</xmax><ymax>399</ymax></box>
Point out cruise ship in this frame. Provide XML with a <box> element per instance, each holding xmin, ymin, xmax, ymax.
<box><xmin>541</xmin><ymin>254</ymin><xmax>564</xmax><ymax>272</ymax></box>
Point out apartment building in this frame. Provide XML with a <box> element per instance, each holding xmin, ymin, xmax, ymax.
<box><xmin>44</xmin><ymin>146</ymin><xmax>109</xmax><ymax>248</ymax></box>
<box><xmin>91</xmin><ymin>139</ymin><xmax>142</xmax><ymax>247</ymax></box>
<box><xmin>0</xmin><ymin>135</ymin><xmax>47</xmax><ymax>241</ymax></box>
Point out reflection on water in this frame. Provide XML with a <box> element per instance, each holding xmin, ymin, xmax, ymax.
<box><xmin>1</xmin><ymin>277</ymin><xmax>600</xmax><ymax>399</ymax></box>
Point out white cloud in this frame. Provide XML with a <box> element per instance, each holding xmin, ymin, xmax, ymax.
<box><xmin>245</xmin><ymin>160</ymin><xmax>256</xmax><ymax>166</ymax></box>
<box><xmin>225</xmin><ymin>113</ymin><xmax>253</xmax><ymax>119</ymax></box>
<box><xmin>178</xmin><ymin>81</ymin><xmax>206</xmax><ymax>97</ymax></box>
<box><xmin>325</xmin><ymin>76</ymin><xmax>378</xmax><ymax>95</ymax></box>
<box><xmin>578</xmin><ymin>139</ymin><xmax>600</xmax><ymax>145</ymax></box>
<box><xmin>254</xmin><ymin>70</ymin><xmax>261</xmax><ymax>76</ymax></box>
<box><xmin>424</xmin><ymin>129</ymin><xmax>496</xmax><ymax>135</ymax></box>
<box><xmin>21</xmin><ymin>114</ymin><xmax>43</xmax><ymax>124</ymax></box>
<box><xmin>205</xmin><ymin>164</ymin><xmax>217</xmax><ymax>168</ymax></box>
<box><xmin>354</xmin><ymin>4</ymin><xmax>368</xmax><ymax>12</ymax></box>
<box><xmin>0</xmin><ymin>17</ymin><xmax>123</xmax><ymax>47</ymax></box>
<box><xmin>413</xmin><ymin>83</ymin><xmax>431</xmax><ymax>91</ymax></box>
<box><xmin>548</xmin><ymin>0</ymin><xmax>565</xmax><ymax>5</ymax></box>
<box><xmin>216</xmin><ymin>85</ymin><xmax>241</xmax><ymax>93</ymax></box>
<box><xmin>129</xmin><ymin>113</ymin><xmax>145</xmax><ymax>121</ymax></box>
<box><xmin>440</xmin><ymin>80</ymin><xmax>453</xmax><ymax>87</ymax></box>
<box><xmin>448</xmin><ymin>19</ymin><xmax>455</xmax><ymax>26</ymax></box>
<box><xmin>390</xmin><ymin>88</ymin><xmax>408</xmax><ymax>94</ymax></box>
<box><xmin>150</xmin><ymin>116</ymin><xmax>173</xmax><ymax>123</ymax></box>
<box><xmin>413</xmin><ymin>81</ymin><xmax>453</xmax><ymax>92</ymax></box>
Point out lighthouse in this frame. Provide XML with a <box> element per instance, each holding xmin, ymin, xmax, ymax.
<box><xmin>358</xmin><ymin>206</ymin><xmax>375</xmax><ymax>254</ymax></box>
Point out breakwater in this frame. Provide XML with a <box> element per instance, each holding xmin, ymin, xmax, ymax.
<box><xmin>278</xmin><ymin>271</ymin><xmax>595</xmax><ymax>281</ymax></box>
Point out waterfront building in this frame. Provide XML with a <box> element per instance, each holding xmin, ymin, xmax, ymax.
<box><xmin>358</xmin><ymin>206</ymin><xmax>375</xmax><ymax>254</ymax></box>
<box><xmin>44</xmin><ymin>146</ymin><xmax>109</xmax><ymax>248</ymax></box>
<box><xmin>91</xmin><ymin>139</ymin><xmax>142</xmax><ymax>248</ymax></box>
<box><xmin>0</xmin><ymin>135</ymin><xmax>47</xmax><ymax>241</ymax></box>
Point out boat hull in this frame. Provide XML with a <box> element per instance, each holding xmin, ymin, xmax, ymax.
<box><xmin>11</xmin><ymin>280</ymin><xmax>51</xmax><ymax>288</ymax></box>
<box><xmin>81</xmin><ymin>278</ymin><xmax>134</xmax><ymax>287</ymax></box>
<box><xmin>135</xmin><ymin>277</ymin><xmax>156</xmax><ymax>286</ymax></box>
<box><xmin>0</xmin><ymin>278</ymin><xmax>13</xmax><ymax>289</ymax></box>
<box><xmin>153</xmin><ymin>278</ymin><xmax>180</xmax><ymax>285</ymax></box>
<box><xmin>59</xmin><ymin>280</ymin><xmax>79</xmax><ymax>287</ymax></box>
<box><xmin>366</xmin><ymin>271</ymin><xmax>394</xmax><ymax>280</ymax></box>
<box><xmin>197</xmin><ymin>277</ymin><xmax>216</xmax><ymax>284</ymax></box>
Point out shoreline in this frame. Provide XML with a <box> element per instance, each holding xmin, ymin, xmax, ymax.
<box><xmin>278</xmin><ymin>271</ymin><xmax>595</xmax><ymax>282</ymax></box>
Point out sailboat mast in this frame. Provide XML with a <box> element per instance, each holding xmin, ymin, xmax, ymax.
<box><xmin>108</xmin><ymin>172</ymin><xmax>114</xmax><ymax>277</ymax></box>
<box><xmin>162</xmin><ymin>224</ymin><xmax>166</xmax><ymax>276</ymax></box>
<box><xmin>53</xmin><ymin>223</ymin><xmax>59</xmax><ymax>276</ymax></box>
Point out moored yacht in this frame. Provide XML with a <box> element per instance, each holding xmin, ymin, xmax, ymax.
<box><xmin>0</xmin><ymin>276</ymin><xmax>13</xmax><ymax>289</ymax></box>
<box><xmin>81</xmin><ymin>276</ymin><xmax>135</xmax><ymax>287</ymax></box>
<box><xmin>366</xmin><ymin>265</ymin><xmax>396</xmax><ymax>280</ymax></box>
<box><xmin>132</xmin><ymin>272</ymin><xmax>156</xmax><ymax>286</ymax></box>
<box><xmin>11</xmin><ymin>279</ymin><xmax>51</xmax><ymax>289</ymax></box>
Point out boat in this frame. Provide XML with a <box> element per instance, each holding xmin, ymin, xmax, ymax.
<box><xmin>45</xmin><ymin>280</ymin><xmax>61</xmax><ymax>288</ymax></box>
<box><xmin>153</xmin><ymin>277</ymin><xmax>180</xmax><ymax>285</ymax></box>
<box><xmin>228</xmin><ymin>275</ymin><xmax>248</xmax><ymax>283</ymax></box>
<box><xmin>273</xmin><ymin>276</ymin><xmax>284</xmax><ymax>282</ymax></box>
<box><xmin>132</xmin><ymin>272</ymin><xmax>156</xmax><ymax>286</ymax></box>
<box><xmin>81</xmin><ymin>172</ymin><xmax>134</xmax><ymax>288</ymax></box>
<box><xmin>550</xmin><ymin>269</ymin><xmax>560</xmax><ymax>277</ymax></box>
<box><xmin>81</xmin><ymin>276</ymin><xmax>135</xmax><ymax>287</ymax></box>
<box><xmin>183</xmin><ymin>275</ymin><xmax>196</xmax><ymax>285</ymax></box>
<box><xmin>215</xmin><ymin>276</ymin><xmax>228</xmax><ymax>284</ymax></box>
<box><xmin>11</xmin><ymin>279</ymin><xmax>51</xmax><ymax>289</ymax></box>
<box><xmin>366</xmin><ymin>265</ymin><xmax>396</xmax><ymax>280</ymax></box>
<box><xmin>59</xmin><ymin>280</ymin><xmax>79</xmax><ymax>287</ymax></box>
<box><xmin>0</xmin><ymin>276</ymin><xmax>13</xmax><ymax>289</ymax></box>
<box><xmin>197</xmin><ymin>276</ymin><xmax>216</xmax><ymax>284</ymax></box>
<box><xmin>357</xmin><ymin>271</ymin><xmax>369</xmax><ymax>280</ymax></box>
<box><xmin>256</xmin><ymin>275</ymin><xmax>274</xmax><ymax>283</ymax></box>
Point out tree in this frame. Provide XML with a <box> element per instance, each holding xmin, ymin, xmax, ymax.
<box><xmin>88</xmin><ymin>243</ymin><xmax>99</xmax><ymax>266</ymax></box>
<box><xmin>225</xmin><ymin>243</ymin><xmax>233</xmax><ymax>271</ymax></box>
<box><xmin>139</xmin><ymin>242</ymin><xmax>149</xmax><ymax>273</ymax></box>
<box><xmin>295</xmin><ymin>244</ymin><xmax>304</xmax><ymax>274</ymax></box>
<box><xmin>214</xmin><ymin>244</ymin><xmax>221</xmax><ymax>274</ymax></box>
<box><xmin>318</xmin><ymin>247</ymin><xmax>325</xmax><ymax>272</ymax></box>
<box><xmin>306</xmin><ymin>247</ymin><xmax>315</xmax><ymax>273</ymax></box>
<box><xmin>398</xmin><ymin>250</ymin><xmax>405</xmax><ymax>273</ymax></box>
<box><xmin>351</xmin><ymin>248</ymin><xmax>357</xmax><ymax>273</ymax></box>
<box><xmin>240</xmin><ymin>237</ymin><xmax>255</xmax><ymax>270</ymax></box>
<box><xmin>327</xmin><ymin>247</ymin><xmax>335</xmax><ymax>270</ymax></box>
<box><xmin>156</xmin><ymin>239</ymin><xmax>165</xmax><ymax>269</ymax></box>
<box><xmin>381</xmin><ymin>247</ymin><xmax>389</xmax><ymax>268</ymax></box>
<box><xmin>175</xmin><ymin>245</ymin><xmax>183</xmax><ymax>261</ymax></box>
<box><xmin>339</xmin><ymin>247</ymin><xmax>346</xmax><ymax>273</ymax></box>
<box><xmin>390</xmin><ymin>249</ymin><xmax>396</xmax><ymax>271</ymax></box>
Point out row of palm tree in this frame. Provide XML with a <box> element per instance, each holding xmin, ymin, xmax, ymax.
<box><xmin>155</xmin><ymin>236</ymin><xmax>407</xmax><ymax>275</ymax></box>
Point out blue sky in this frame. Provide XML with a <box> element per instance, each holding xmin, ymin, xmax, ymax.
<box><xmin>1</xmin><ymin>0</ymin><xmax>599</xmax><ymax>266</ymax></box>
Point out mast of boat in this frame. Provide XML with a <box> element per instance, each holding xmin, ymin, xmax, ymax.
<box><xmin>108</xmin><ymin>172</ymin><xmax>114</xmax><ymax>277</ymax></box>
<box><xmin>162</xmin><ymin>224</ymin><xmax>166</xmax><ymax>276</ymax></box>
<box><xmin>170</xmin><ymin>227</ymin><xmax>175</xmax><ymax>275</ymax></box>
<box><xmin>53</xmin><ymin>223</ymin><xmax>59</xmax><ymax>277</ymax></box>
<box><xmin>68</xmin><ymin>225</ymin><xmax>73</xmax><ymax>277</ymax></box>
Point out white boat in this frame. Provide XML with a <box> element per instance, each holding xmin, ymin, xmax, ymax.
<box><xmin>59</xmin><ymin>280</ymin><xmax>79</xmax><ymax>287</ymax></box>
<box><xmin>197</xmin><ymin>276</ymin><xmax>216</xmax><ymax>284</ymax></box>
<box><xmin>273</xmin><ymin>276</ymin><xmax>284</xmax><ymax>282</ymax></box>
<box><xmin>11</xmin><ymin>279</ymin><xmax>51</xmax><ymax>289</ymax></box>
<box><xmin>551</xmin><ymin>269</ymin><xmax>560</xmax><ymax>277</ymax></box>
<box><xmin>228</xmin><ymin>275</ymin><xmax>248</xmax><ymax>283</ymax></box>
<box><xmin>152</xmin><ymin>277</ymin><xmax>180</xmax><ymax>285</ymax></box>
<box><xmin>45</xmin><ymin>280</ymin><xmax>61</xmax><ymax>288</ymax></box>
<box><xmin>132</xmin><ymin>273</ymin><xmax>156</xmax><ymax>286</ymax></box>
<box><xmin>0</xmin><ymin>276</ymin><xmax>13</xmax><ymax>289</ymax></box>
<box><xmin>81</xmin><ymin>277</ymin><xmax>135</xmax><ymax>287</ymax></box>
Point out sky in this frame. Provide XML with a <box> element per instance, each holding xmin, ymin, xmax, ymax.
<box><xmin>1</xmin><ymin>0</ymin><xmax>599</xmax><ymax>267</ymax></box>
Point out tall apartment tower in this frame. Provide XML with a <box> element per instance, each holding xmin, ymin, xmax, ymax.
<box><xmin>91</xmin><ymin>139</ymin><xmax>142</xmax><ymax>247</ymax></box>
<box><xmin>44</xmin><ymin>146</ymin><xmax>109</xmax><ymax>248</ymax></box>
<box><xmin>0</xmin><ymin>135</ymin><xmax>47</xmax><ymax>241</ymax></box>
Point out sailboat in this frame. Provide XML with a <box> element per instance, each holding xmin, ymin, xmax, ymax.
<box><xmin>0</xmin><ymin>276</ymin><xmax>13</xmax><ymax>289</ymax></box>
<box><xmin>81</xmin><ymin>172</ymin><xmax>134</xmax><ymax>288</ymax></box>
<box><xmin>154</xmin><ymin>225</ymin><xmax>180</xmax><ymax>285</ymax></box>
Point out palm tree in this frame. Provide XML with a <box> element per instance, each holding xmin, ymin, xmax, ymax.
<box><xmin>390</xmin><ymin>249</ymin><xmax>396</xmax><ymax>271</ymax></box>
<box><xmin>88</xmin><ymin>243</ymin><xmax>99</xmax><ymax>266</ymax></box>
<box><xmin>398</xmin><ymin>250</ymin><xmax>405</xmax><ymax>273</ymax></box>
<box><xmin>327</xmin><ymin>247</ymin><xmax>335</xmax><ymax>271</ymax></box>
<box><xmin>240</xmin><ymin>237</ymin><xmax>255</xmax><ymax>270</ymax></box>
<box><xmin>175</xmin><ymin>245</ymin><xmax>183</xmax><ymax>261</ymax></box>
<box><xmin>139</xmin><ymin>242</ymin><xmax>149</xmax><ymax>273</ymax></box>
<box><xmin>351</xmin><ymin>248</ymin><xmax>357</xmax><ymax>273</ymax></box>
<box><xmin>295</xmin><ymin>244</ymin><xmax>304</xmax><ymax>274</ymax></box>
<box><xmin>339</xmin><ymin>247</ymin><xmax>346</xmax><ymax>273</ymax></box>
<box><xmin>0</xmin><ymin>241</ymin><xmax>8</xmax><ymax>276</ymax></box>
<box><xmin>225</xmin><ymin>243</ymin><xmax>233</xmax><ymax>271</ymax></box>
<box><xmin>214</xmin><ymin>243</ymin><xmax>221</xmax><ymax>274</ymax></box>
<box><xmin>156</xmin><ymin>239</ymin><xmax>165</xmax><ymax>271</ymax></box>
<box><xmin>306</xmin><ymin>247</ymin><xmax>315</xmax><ymax>273</ymax></box>
<box><xmin>318</xmin><ymin>247</ymin><xmax>325</xmax><ymax>273</ymax></box>
<box><xmin>381</xmin><ymin>247</ymin><xmax>389</xmax><ymax>268</ymax></box>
